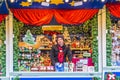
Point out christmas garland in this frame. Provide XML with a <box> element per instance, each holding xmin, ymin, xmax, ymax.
<box><xmin>82</xmin><ymin>15</ymin><xmax>98</xmax><ymax>71</ymax></box>
<box><xmin>0</xmin><ymin>21</ymin><xmax>6</xmax><ymax>76</ymax></box>
<box><xmin>106</xmin><ymin>10</ymin><xmax>112</xmax><ymax>66</ymax></box>
<box><xmin>91</xmin><ymin>15</ymin><xmax>98</xmax><ymax>71</ymax></box>
<box><xmin>93</xmin><ymin>77</ymin><xmax>101</xmax><ymax>80</ymax></box>
<box><xmin>13</xmin><ymin>19</ymin><xmax>24</xmax><ymax>71</ymax></box>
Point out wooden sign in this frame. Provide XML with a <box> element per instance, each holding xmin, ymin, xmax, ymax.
<box><xmin>42</xmin><ymin>25</ymin><xmax>63</xmax><ymax>31</ymax></box>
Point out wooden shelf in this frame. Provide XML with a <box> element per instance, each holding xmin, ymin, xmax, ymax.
<box><xmin>39</xmin><ymin>48</ymin><xmax>90</xmax><ymax>51</ymax></box>
<box><xmin>71</xmin><ymin>48</ymin><xmax>90</xmax><ymax>50</ymax></box>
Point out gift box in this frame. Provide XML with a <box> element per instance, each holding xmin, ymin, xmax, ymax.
<box><xmin>87</xmin><ymin>66</ymin><xmax>94</xmax><ymax>72</ymax></box>
<box><xmin>76</xmin><ymin>62</ymin><xmax>83</xmax><ymax>72</ymax></box>
<box><xmin>31</xmin><ymin>67</ymin><xmax>39</xmax><ymax>71</ymax></box>
<box><xmin>82</xmin><ymin>65</ymin><xmax>88</xmax><ymax>72</ymax></box>
<box><xmin>46</xmin><ymin>66</ymin><xmax>54</xmax><ymax>72</ymax></box>
<box><xmin>55</xmin><ymin>63</ymin><xmax>64</xmax><ymax>72</ymax></box>
<box><xmin>39</xmin><ymin>66</ymin><xmax>46</xmax><ymax>72</ymax></box>
<box><xmin>79</xmin><ymin>59</ymin><xmax>88</xmax><ymax>65</ymax></box>
<box><xmin>68</xmin><ymin>63</ymin><xmax>74</xmax><ymax>72</ymax></box>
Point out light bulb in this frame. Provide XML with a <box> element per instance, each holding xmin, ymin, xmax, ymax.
<box><xmin>101</xmin><ymin>0</ymin><xmax>105</xmax><ymax>2</ymax></box>
<box><xmin>27</xmin><ymin>0</ymin><xmax>32</xmax><ymax>2</ymax></box>
<box><xmin>10</xmin><ymin>0</ymin><xmax>14</xmax><ymax>3</ymax></box>
<box><xmin>83</xmin><ymin>0</ymin><xmax>87</xmax><ymax>2</ymax></box>
<box><xmin>65</xmin><ymin>0</ymin><xmax>69</xmax><ymax>2</ymax></box>
<box><xmin>46</xmin><ymin>0</ymin><xmax>50</xmax><ymax>2</ymax></box>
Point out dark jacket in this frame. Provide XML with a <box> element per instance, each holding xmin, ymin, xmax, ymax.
<box><xmin>50</xmin><ymin>44</ymin><xmax>72</xmax><ymax>66</ymax></box>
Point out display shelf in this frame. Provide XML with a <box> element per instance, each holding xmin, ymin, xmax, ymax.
<box><xmin>10</xmin><ymin>72</ymin><xmax>101</xmax><ymax>77</ymax></box>
<box><xmin>0</xmin><ymin>77</ymin><xmax>9</xmax><ymax>80</ymax></box>
<box><xmin>103</xmin><ymin>67</ymin><xmax>120</xmax><ymax>71</ymax></box>
<box><xmin>38</xmin><ymin>48</ymin><xmax>90</xmax><ymax>51</ymax></box>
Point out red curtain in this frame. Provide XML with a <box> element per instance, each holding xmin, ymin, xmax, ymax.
<box><xmin>107</xmin><ymin>3</ymin><xmax>120</xmax><ymax>18</ymax></box>
<box><xmin>10</xmin><ymin>9</ymin><xmax>98</xmax><ymax>26</ymax></box>
<box><xmin>54</xmin><ymin>9</ymin><xmax>98</xmax><ymax>25</ymax></box>
<box><xmin>0</xmin><ymin>14</ymin><xmax>7</xmax><ymax>23</ymax></box>
<box><xmin>11</xmin><ymin>9</ymin><xmax>54</xmax><ymax>26</ymax></box>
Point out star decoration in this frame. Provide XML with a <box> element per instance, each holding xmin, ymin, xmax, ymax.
<box><xmin>69</xmin><ymin>1</ymin><xmax>75</xmax><ymax>6</ymax></box>
<box><xmin>50</xmin><ymin>0</ymin><xmax>64</xmax><ymax>5</ymax></box>
<box><xmin>20</xmin><ymin>1</ymin><xmax>31</xmax><ymax>7</ymax></box>
<box><xmin>33</xmin><ymin>0</ymin><xmax>45</xmax><ymax>3</ymax></box>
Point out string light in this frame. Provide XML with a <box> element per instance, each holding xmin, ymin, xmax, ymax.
<box><xmin>83</xmin><ymin>0</ymin><xmax>87</xmax><ymax>2</ymax></box>
<box><xmin>46</xmin><ymin>0</ymin><xmax>50</xmax><ymax>2</ymax></box>
<box><xmin>101</xmin><ymin>0</ymin><xmax>105</xmax><ymax>2</ymax></box>
<box><xmin>10</xmin><ymin>0</ymin><xmax>14</xmax><ymax>3</ymax></box>
<box><xmin>27</xmin><ymin>0</ymin><xmax>32</xmax><ymax>2</ymax></box>
<box><xmin>65</xmin><ymin>0</ymin><xmax>69</xmax><ymax>3</ymax></box>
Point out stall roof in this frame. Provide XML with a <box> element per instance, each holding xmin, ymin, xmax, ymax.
<box><xmin>7</xmin><ymin>0</ymin><xmax>106</xmax><ymax>9</ymax></box>
<box><xmin>0</xmin><ymin>1</ymin><xmax>8</xmax><ymax>14</ymax></box>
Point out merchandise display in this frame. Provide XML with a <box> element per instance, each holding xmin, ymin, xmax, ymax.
<box><xmin>17</xmin><ymin>26</ymin><xmax>94</xmax><ymax>72</ymax></box>
<box><xmin>111</xmin><ymin>21</ymin><xmax>120</xmax><ymax>66</ymax></box>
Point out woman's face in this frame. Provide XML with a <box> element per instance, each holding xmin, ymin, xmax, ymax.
<box><xmin>57</xmin><ymin>38</ymin><xmax>64</xmax><ymax>46</ymax></box>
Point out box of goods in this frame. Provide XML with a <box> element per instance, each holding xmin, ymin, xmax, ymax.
<box><xmin>46</xmin><ymin>66</ymin><xmax>55</xmax><ymax>72</ymax></box>
<box><xmin>68</xmin><ymin>63</ymin><xmax>74</xmax><ymax>72</ymax></box>
<box><xmin>82</xmin><ymin>65</ymin><xmax>88</xmax><ymax>72</ymax></box>
<box><xmin>87</xmin><ymin>66</ymin><xmax>94</xmax><ymax>72</ymax></box>
<box><xmin>55</xmin><ymin>63</ymin><xmax>64</xmax><ymax>72</ymax></box>
<box><xmin>79</xmin><ymin>59</ymin><xmax>88</xmax><ymax>65</ymax></box>
<box><xmin>76</xmin><ymin>62</ymin><xmax>83</xmax><ymax>72</ymax></box>
<box><xmin>31</xmin><ymin>67</ymin><xmax>39</xmax><ymax>71</ymax></box>
<box><xmin>39</xmin><ymin>66</ymin><xmax>47</xmax><ymax>72</ymax></box>
<box><xmin>64</xmin><ymin>62</ymin><xmax>68</xmax><ymax>72</ymax></box>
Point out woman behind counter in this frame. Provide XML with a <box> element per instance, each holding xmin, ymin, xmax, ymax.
<box><xmin>50</xmin><ymin>35</ymin><xmax>72</xmax><ymax>66</ymax></box>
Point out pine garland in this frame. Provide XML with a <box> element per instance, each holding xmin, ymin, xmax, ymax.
<box><xmin>0</xmin><ymin>21</ymin><xmax>6</xmax><ymax>76</ymax></box>
<box><xmin>93</xmin><ymin>77</ymin><xmax>101</xmax><ymax>80</ymax></box>
<box><xmin>106</xmin><ymin>10</ymin><xmax>112</xmax><ymax>66</ymax></box>
<box><xmin>91</xmin><ymin>15</ymin><xmax>98</xmax><ymax>71</ymax></box>
<box><xmin>13</xmin><ymin>19</ymin><xmax>23</xmax><ymax>71</ymax></box>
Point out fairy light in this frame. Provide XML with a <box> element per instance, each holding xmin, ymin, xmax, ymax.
<box><xmin>65</xmin><ymin>0</ymin><xmax>69</xmax><ymax>2</ymax></box>
<box><xmin>46</xmin><ymin>0</ymin><xmax>50</xmax><ymax>2</ymax></box>
<box><xmin>101</xmin><ymin>0</ymin><xmax>105</xmax><ymax>2</ymax></box>
<box><xmin>10</xmin><ymin>0</ymin><xmax>14</xmax><ymax>3</ymax></box>
<box><xmin>27</xmin><ymin>0</ymin><xmax>32</xmax><ymax>2</ymax></box>
<box><xmin>83</xmin><ymin>0</ymin><xmax>87</xmax><ymax>2</ymax></box>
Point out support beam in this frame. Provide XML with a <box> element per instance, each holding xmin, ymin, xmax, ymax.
<box><xmin>6</xmin><ymin>11</ymin><xmax>13</xmax><ymax>77</ymax></box>
<box><xmin>98</xmin><ymin>9</ymin><xmax>102</xmax><ymax>72</ymax></box>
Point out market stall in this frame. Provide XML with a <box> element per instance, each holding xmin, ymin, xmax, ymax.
<box><xmin>103</xmin><ymin>2</ymin><xmax>120</xmax><ymax>80</ymax></box>
<box><xmin>4</xmin><ymin>1</ymin><xmax>106</xmax><ymax>80</ymax></box>
<box><xmin>1</xmin><ymin>0</ymin><xmax>120</xmax><ymax>80</ymax></box>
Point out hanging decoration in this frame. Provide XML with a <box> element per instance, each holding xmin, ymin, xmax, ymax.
<box><xmin>91</xmin><ymin>15</ymin><xmax>98</xmax><ymax>71</ymax></box>
<box><xmin>0</xmin><ymin>21</ymin><xmax>6</xmax><ymax>76</ymax></box>
<box><xmin>106</xmin><ymin>10</ymin><xmax>112</xmax><ymax>66</ymax></box>
<box><xmin>13</xmin><ymin>19</ymin><xmax>24</xmax><ymax>71</ymax></box>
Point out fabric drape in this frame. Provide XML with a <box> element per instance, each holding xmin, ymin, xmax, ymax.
<box><xmin>10</xmin><ymin>9</ymin><xmax>98</xmax><ymax>26</ymax></box>
<box><xmin>0</xmin><ymin>15</ymin><xmax>7</xmax><ymax>23</ymax></box>
<box><xmin>107</xmin><ymin>3</ymin><xmax>120</xmax><ymax>18</ymax></box>
<box><xmin>54</xmin><ymin>9</ymin><xmax>98</xmax><ymax>25</ymax></box>
<box><xmin>11</xmin><ymin>9</ymin><xmax>54</xmax><ymax>26</ymax></box>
